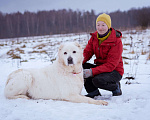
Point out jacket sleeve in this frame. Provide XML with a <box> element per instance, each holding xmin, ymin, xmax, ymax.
<box><xmin>91</xmin><ymin>38</ymin><xmax>123</xmax><ymax>76</ymax></box>
<box><xmin>83</xmin><ymin>37</ymin><xmax>94</xmax><ymax>64</ymax></box>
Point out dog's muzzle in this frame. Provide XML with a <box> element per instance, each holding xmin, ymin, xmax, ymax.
<box><xmin>67</xmin><ymin>56</ymin><xmax>73</xmax><ymax>65</ymax></box>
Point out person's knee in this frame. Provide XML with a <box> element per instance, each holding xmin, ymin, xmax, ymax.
<box><xmin>92</xmin><ymin>77</ymin><xmax>104</xmax><ymax>88</ymax></box>
<box><xmin>83</xmin><ymin>63</ymin><xmax>97</xmax><ymax>69</ymax></box>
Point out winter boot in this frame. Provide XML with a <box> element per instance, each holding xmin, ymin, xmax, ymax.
<box><xmin>112</xmin><ymin>82</ymin><xmax>122</xmax><ymax>96</ymax></box>
<box><xmin>85</xmin><ymin>89</ymin><xmax>101</xmax><ymax>98</ymax></box>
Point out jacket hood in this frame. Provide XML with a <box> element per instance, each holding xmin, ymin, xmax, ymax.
<box><xmin>115</xmin><ymin>29</ymin><xmax>122</xmax><ymax>38</ymax></box>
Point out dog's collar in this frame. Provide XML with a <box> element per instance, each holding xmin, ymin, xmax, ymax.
<box><xmin>72</xmin><ymin>68</ymin><xmax>82</xmax><ymax>75</ymax></box>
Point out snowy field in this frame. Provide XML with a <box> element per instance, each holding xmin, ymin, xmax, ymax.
<box><xmin>0</xmin><ymin>29</ymin><xmax>150</xmax><ymax>120</ymax></box>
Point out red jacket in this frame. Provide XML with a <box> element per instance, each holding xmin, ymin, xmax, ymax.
<box><xmin>83</xmin><ymin>28</ymin><xmax>124</xmax><ymax>76</ymax></box>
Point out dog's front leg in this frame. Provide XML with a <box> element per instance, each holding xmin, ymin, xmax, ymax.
<box><xmin>66</xmin><ymin>94</ymin><xmax>108</xmax><ymax>105</ymax></box>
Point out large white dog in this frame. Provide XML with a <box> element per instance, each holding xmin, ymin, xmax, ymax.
<box><xmin>4</xmin><ymin>42</ymin><xmax>108</xmax><ymax>105</ymax></box>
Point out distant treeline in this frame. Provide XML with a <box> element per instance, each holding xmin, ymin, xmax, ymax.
<box><xmin>0</xmin><ymin>7</ymin><xmax>150</xmax><ymax>39</ymax></box>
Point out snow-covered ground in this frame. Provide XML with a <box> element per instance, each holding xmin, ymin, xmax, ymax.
<box><xmin>0</xmin><ymin>29</ymin><xmax>150</xmax><ymax>120</ymax></box>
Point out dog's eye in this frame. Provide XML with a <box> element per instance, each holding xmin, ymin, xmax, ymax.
<box><xmin>73</xmin><ymin>51</ymin><xmax>76</xmax><ymax>53</ymax></box>
<box><xmin>64</xmin><ymin>52</ymin><xmax>67</xmax><ymax>55</ymax></box>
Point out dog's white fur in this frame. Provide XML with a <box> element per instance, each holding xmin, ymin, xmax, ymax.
<box><xmin>4</xmin><ymin>42</ymin><xmax>108</xmax><ymax>105</ymax></box>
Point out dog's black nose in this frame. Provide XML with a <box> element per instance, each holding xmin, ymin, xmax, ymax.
<box><xmin>67</xmin><ymin>57</ymin><xmax>73</xmax><ymax>64</ymax></box>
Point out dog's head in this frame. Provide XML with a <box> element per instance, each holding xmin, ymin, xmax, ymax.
<box><xmin>58</xmin><ymin>42</ymin><xmax>83</xmax><ymax>67</ymax></box>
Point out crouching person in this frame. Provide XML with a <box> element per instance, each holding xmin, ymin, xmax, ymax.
<box><xmin>83</xmin><ymin>13</ymin><xmax>124</xmax><ymax>98</ymax></box>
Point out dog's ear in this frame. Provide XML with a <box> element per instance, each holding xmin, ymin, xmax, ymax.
<box><xmin>59</xmin><ymin>43</ymin><xmax>64</xmax><ymax>51</ymax></box>
<box><xmin>74</xmin><ymin>42</ymin><xmax>82</xmax><ymax>49</ymax></box>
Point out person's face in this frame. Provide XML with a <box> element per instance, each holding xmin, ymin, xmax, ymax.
<box><xmin>96</xmin><ymin>21</ymin><xmax>108</xmax><ymax>35</ymax></box>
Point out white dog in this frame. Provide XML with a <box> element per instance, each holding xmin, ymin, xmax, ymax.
<box><xmin>4</xmin><ymin>42</ymin><xmax>108</xmax><ymax>105</ymax></box>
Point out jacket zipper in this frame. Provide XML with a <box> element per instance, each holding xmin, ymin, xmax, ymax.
<box><xmin>98</xmin><ymin>45</ymin><xmax>100</xmax><ymax>59</ymax></box>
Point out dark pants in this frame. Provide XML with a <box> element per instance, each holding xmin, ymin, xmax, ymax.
<box><xmin>83</xmin><ymin>63</ymin><xmax>122</xmax><ymax>93</ymax></box>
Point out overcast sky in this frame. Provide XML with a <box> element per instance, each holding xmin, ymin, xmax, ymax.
<box><xmin>0</xmin><ymin>0</ymin><xmax>150</xmax><ymax>14</ymax></box>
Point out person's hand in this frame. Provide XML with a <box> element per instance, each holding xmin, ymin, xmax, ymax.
<box><xmin>83</xmin><ymin>69</ymin><xmax>93</xmax><ymax>78</ymax></box>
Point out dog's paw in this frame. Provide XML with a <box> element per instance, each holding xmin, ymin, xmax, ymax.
<box><xmin>97</xmin><ymin>100</ymin><xmax>108</xmax><ymax>105</ymax></box>
<box><xmin>17</xmin><ymin>95</ymin><xmax>30</xmax><ymax>99</ymax></box>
